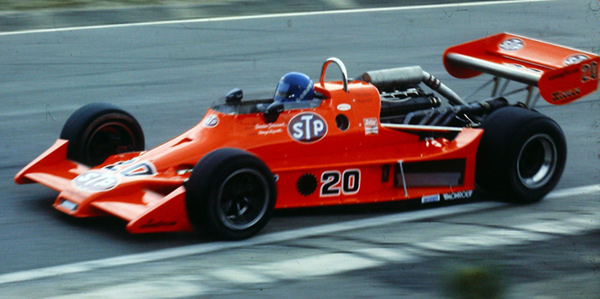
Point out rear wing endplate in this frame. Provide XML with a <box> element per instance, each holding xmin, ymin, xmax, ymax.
<box><xmin>444</xmin><ymin>32</ymin><xmax>599</xmax><ymax>105</ymax></box>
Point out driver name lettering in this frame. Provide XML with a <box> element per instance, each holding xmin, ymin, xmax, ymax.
<box><xmin>288</xmin><ymin>113</ymin><xmax>327</xmax><ymax>143</ymax></box>
<box><xmin>255</xmin><ymin>122</ymin><xmax>285</xmax><ymax>135</ymax></box>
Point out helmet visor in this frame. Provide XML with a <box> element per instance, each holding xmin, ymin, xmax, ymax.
<box><xmin>273</xmin><ymin>81</ymin><xmax>294</xmax><ymax>102</ymax></box>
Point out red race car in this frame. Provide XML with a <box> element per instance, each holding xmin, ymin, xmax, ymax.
<box><xmin>15</xmin><ymin>33</ymin><xmax>599</xmax><ymax>240</ymax></box>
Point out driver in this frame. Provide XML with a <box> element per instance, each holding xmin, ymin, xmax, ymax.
<box><xmin>273</xmin><ymin>72</ymin><xmax>314</xmax><ymax>102</ymax></box>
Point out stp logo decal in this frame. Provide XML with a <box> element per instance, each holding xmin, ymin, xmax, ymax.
<box><xmin>203</xmin><ymin>115</ymin><xmax>219</xmax><ymax>128</ymax></box>
<box><xmin>72</xmin><ymin>159</ymin><xmax>157</xmax><ymax>192</ymax></box>
<box><xmin>563</xmin><ymin>54</ymin><xmax>589</xmax><ymax>66</ymax></box>
<box><xmin>499</xmin><ymin>38</ymin><xmax>524</xmax><ymax>51</ymax></box>
<box><xmin>72</xmin><ymin>171</ymin><xmax>119</xmax><ymax>192</ymax></box>
<box><xmin>288</xmin><ymin>112</ymin><xmax>327</xmax><ymax>143</ymax></box>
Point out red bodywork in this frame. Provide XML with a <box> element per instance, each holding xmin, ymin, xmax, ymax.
<box><xmin>15</xmin><ymin>33</ymin><xmax>599</xmax><ymax>234</ymax></box>
<box><xmin>15</xmin><ymin>80</ymin><xmax>482</xmax><ymax>234</ymax></box>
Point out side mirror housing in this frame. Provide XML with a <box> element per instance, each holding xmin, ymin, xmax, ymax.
<box><xmin>264</xmin><ymin>102</ymin><xmax>284</xmax><ymax>123</ymax></box>
<box><xmin>225</xmin><ymin>88</ymin><xmax>243</xmax><ymax>104</ymax></box>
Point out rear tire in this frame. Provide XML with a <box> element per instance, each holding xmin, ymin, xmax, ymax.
<box><xmin>185</xmin><ymin>148</ymin><xmax>276</xmax><ymax>240</ymax></box>
<box><xmin>60</xmin><ymin>103</ymin><xmax>145</xmax><ymax>167</ymax></box>
<box><xmin>476</xmin><ymin>107</ymin><xmax>566</xmax><ymax>204</ymax></box>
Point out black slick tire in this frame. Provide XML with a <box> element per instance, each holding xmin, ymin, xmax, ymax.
<box><xmin>476</xmin><ymin>106</ymin><xmax>566</xmax><ymax>204</ymax></box>
<box><xmin>60</xmin><ymin>103</ymin><xmax>145</xmax><ymax>167</ymax></box>
<box><xmin>185</xmin><ymin>148</ymin><xmax>277</xmax><ymax>240</ymax></box>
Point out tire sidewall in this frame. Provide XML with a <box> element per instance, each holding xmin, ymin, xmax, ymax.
<box><xmin>476</xmin><ymin>107</ymin><xmax>566</xmax><ymax>203</ymax></box>
<box><xmin>185</xmin><ymin>148</ymin><xmax>276</xmax><ymax>240</ymax></box>
<box><xmin>504</xmin><ymin>117</ymin><xmax>566</xmax><ymax>202</ymax></box>
<box><xmin>476</xmin><ymin>107</ymin><xmax>535</xmax><ymax>192</ymax></box>
<box><xmin>60</xmin><ymin>103</ymin><xmax>144</xmax><ymax>166</ymax></box>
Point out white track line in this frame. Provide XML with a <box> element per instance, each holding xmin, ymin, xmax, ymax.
<box><xmin>0</xmin><ymin>0</ymin><xmax>555</xmax><ymax>36</ymax></box>
<box><xmin>45</xmin><ymin>210</ymin><xmax>600</xmax><ymax>298</ymax></box>
<box><xmin>1</xmin><ymin>201</ymin><xmax>504</xmax><ymax>285</ymax></box>
<box><xmin>0</xmin><ymin>183</ymin><xmax>598</xmax><ymax>285</ymax></box>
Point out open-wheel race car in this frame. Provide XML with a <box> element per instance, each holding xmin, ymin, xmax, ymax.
<box><xmin>15</xmin><ymin>33</ymin><xmax>599</xmax><ymax>240</ymax></box>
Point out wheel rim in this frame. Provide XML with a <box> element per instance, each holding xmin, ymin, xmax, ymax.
<box><xmin>85</xmin><ymin>121</ymin><xmax>137</xmax><ymax>166</ymax></box>
<box><xmin>217</xmin><ymin>168</ymin><xmax>270</xmax><ymax>231</ymax></box>
<box><xmin>516</xmin><ymin>133</ymin><xmax>557</xmax><ymax>189</ymax></box>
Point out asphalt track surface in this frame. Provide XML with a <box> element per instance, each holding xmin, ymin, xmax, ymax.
<box><xmin>1</xmin><ymin>0</ymin><xmax>600</xmax><ymax>298</ymax></box>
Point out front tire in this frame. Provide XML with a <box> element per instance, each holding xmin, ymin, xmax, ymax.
<box><xmin>185</xmin><ymin>148</ymin><xmax>276</xmax><ymax>240</ymax></box>
<box><xmin>60</xmin><ymin>103</ymin><xmax>145</xmax><ymax>167</ymax></box>
<box><xmin>476</xmin><ymin>107</ymin><xmax>566</xmax><ymax>203</ymax></box>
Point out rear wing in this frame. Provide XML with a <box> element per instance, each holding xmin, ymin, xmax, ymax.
<box><xmin>444</xmin><ymin>32</ymin><xmax>599</xmax><ymax>105</ymax></box>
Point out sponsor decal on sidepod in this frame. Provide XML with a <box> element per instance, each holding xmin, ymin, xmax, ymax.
<box><xmin>288</xmin><ymin>112</ymin><xmax>327</xmax><ymax>143</ymax></box>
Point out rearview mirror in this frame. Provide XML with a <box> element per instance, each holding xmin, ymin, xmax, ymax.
<box><xmin>264</xmin><ymin>102</ymin><xmax>284</xmax><ymax>123</ymax></box>
<box><xmin>225</xmin><ymin>88</ymin><xmax>243</xmax><ymax>104</ymax></box>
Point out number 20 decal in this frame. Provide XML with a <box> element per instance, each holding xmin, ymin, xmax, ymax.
<box><xmin>582</xmin><ymin>62</ymin><xmax>598</xmax><ymax>82</ymax></box>
<box><xmin>320</xmin><ymin>169</ymin><xmax>361</xmax><ymax>197</ymax></box>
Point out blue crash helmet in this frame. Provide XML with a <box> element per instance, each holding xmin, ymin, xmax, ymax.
<box><xmin>273</xmin><ymin>72</ymin><xmax>314</xmax><ymax>102</ymax></box>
